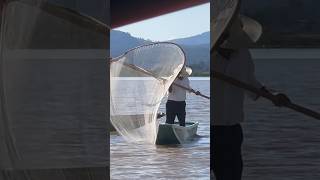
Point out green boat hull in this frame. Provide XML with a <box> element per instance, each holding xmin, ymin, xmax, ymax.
<box><xmin>155</xmin><ymin>122</ymin><xmax>198</xmax><ymax>145</ymax></box>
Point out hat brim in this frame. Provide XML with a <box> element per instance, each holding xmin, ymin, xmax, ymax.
<box><xmin>213</xmin><ymin>15</ymin><xmax>263</xmax><ymax>49</ymax></box>
<box><xmin>180</xmin><ymin>66</ymin><xmax>192</xmax><ymax>77</ymax></box>
<box><xmin>241</xmin><ymin>16</ymin><xmax>263</xmax><ymax>43</ymax></box>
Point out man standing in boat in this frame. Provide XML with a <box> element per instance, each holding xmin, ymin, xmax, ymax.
<box><xmin>212</xmin><ymin>15</ymin><xmax>290</xmax><ymax>180</ymax></box>
<box><xmin>166</xmin><ymin>66</ymin><xmax>200</xmax><ymax>126</ymax></box>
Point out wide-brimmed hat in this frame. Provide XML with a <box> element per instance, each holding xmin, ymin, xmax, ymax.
<box><xmin>219</xmin><ymin>15</ymin><xmax>262</xmax><ymax>49</ymax></box>
<box><xmin>179</xmin><ymin>66</ymin><xmax>192</xmax><ymax>77</ymax></box>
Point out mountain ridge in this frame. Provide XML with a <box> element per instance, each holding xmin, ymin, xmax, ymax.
<box><xmin>110</xmin><ymin>30</ymin><xmax>209</xmax><ymax>75</ymax></box>
<box><xmin>170</xmin><ymin>32</ymin><xmax>210</xmax><ymax>46</ymax></box>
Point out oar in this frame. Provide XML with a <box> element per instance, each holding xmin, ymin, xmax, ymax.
<box><xmin>173</xmin><ymin>83</ymin><xmax>210</xmax><ymax>100</ymax></box>
<box><xmin>213</xmin><ymin>70</ymin><xmax>320</xmax><ymax>120</ymax></box>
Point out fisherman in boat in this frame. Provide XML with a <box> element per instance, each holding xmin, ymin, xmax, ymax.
<box><xmin>212</xmin><ymin>15</ymin><xmax>291</xmax><ymax>180</ymax></box>
<box><xmin>166</xmin><ymin>66</ymin><xmax>200</xmax><ymax>126</ymax></box>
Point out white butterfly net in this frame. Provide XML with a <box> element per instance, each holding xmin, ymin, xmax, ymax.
<box><xmin>110</xmin><ymin>43</ymin><xmax>185</xmax><ymax>144</ymax></box>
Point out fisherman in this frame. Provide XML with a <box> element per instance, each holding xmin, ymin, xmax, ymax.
<box><xmin>212</xmin><ymin>15</ymin><xmax>290</xmax><ymax>180</ymax></box>
<box><xmin>166</xmin><ymin>66</ymin><xmax>200</xmax><ymax>126</ymax></box>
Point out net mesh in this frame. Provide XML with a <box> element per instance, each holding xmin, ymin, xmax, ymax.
<box><xmin>110</xmin><ymin>43</ymin><xmax>185</xmax><ymax>144</ymax></box>
<box><xmin>211</xmin><ymin>0</ymin><xmax>240</xmax><ymax>49</ymax></box>
<box><xmin>0</xmin><ymin>0</ymin><xmax>109</xmax><ymax>170</ymax></box>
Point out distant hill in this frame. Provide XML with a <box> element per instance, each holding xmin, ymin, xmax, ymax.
<box><xmin>171</xmin><ymin>33</ymin><xmax>210</xmax><ymax>73</ymax></box>
<box><xmin>170</xmin><ymin>32</ymin><xmax>210</xmax><ymax>46</ymax></box>
<box><xmin>110</xmin><ymin>30</ymin><xmax>209</xmax><ymax>75</ymax></box>
<box><xmin>241</xmin><ymin>0</ymin><xmax>320</xmax><ymax>47</ymax></box>
<box><xmin>179</xmin><ymin>44</ymin><xmax>209</xmax><ymax>73</ymax></box>
<box><xmin>110</xmin><ymin>30</ymin><xmax>151</xmax><ymax>57</ymax></box>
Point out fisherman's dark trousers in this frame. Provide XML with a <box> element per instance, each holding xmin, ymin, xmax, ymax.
<box><xmin>165</xmin><ymin>100</ymin><xmax>186</xmax><ymax>126</ymax></box>
<box><xmin>212</xmin><ymin>124</ymin><xmax>243</xmax><ymax>180</ymax></box>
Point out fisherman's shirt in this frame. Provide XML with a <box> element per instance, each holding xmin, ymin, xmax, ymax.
<box><xmin>212</xmin><ymin>48</ymin><xmax>262</xmax><ymax>126</ymax></box>
<box><xmin>168</xmin><ymin>77</ymin><xmax>191</xmax><ymax>101</ymax></box>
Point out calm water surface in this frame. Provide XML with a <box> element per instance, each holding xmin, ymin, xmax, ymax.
<box><xmin>242</xmin><ymin>58</ymin><xmax>320</xmax><ymax>180</ymax></box>
<box><xmin>111</xmin><ymin>57</ymin><xmax>320</xmax><ymax>179</ymax></box>
<box><xmin>110</xmin><ymin>77</ymin><xmax>210</xmax><ymax>180</ymax></box>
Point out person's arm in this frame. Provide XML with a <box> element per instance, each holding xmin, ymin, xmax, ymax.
<box><xmin>246</xmin><ymin>53</ymin><xmax>291</xmax><ymax>106</ymax></box>
<box><xmin>189</xmin><ymin>88</ymin><xmax>200</xmax><ymax>95</ymax></box>
<box><xmin>185</xmin><ymin>78</ymin><xmax>201</xmax><ymax>95</ymax></box>
<box><xmin>245</xmin><ymin>53</ymin><xmax>264</xmax><ymax>100</ymax></box>
<box><xmin>185</xmin><ymin>78</ymin><xmax>192</xmax><ymax>93</ymax></box>
<box><xmin>256</xmin><ymin>86</ymin><xmax>291</xmax><ymax>107</ymax></box>
<box><xmin>168</xmin><ymin>85</ymin><xmax>172</xmax><ymax>93</ymax></box>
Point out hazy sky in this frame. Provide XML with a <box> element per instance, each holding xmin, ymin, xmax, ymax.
<box><xmin>115</xmin><ymin>3</ymin><xmax>210</xmax><ymax>41</ymax></box>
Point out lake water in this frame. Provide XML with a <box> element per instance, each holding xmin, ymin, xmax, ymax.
<box><xmin>242</xmin><ymin>58</ymin><xmax>320</xmax><ymax>180</ymax></box>
<box><xmin>110</xmin><ymin>77</ymin><xmax>210</xmax><ymax>180</ymax></box>
<box><xmin>110</xmin><ymin>54</ymin><xmax>320</xmax><ymax>180</ymax></box>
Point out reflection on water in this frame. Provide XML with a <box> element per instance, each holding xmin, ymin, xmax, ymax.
<box><xmin>243</xmin><ymin>59</ymin><xmax>320</xmax><ymax>180</ymax></box>
<box><xmin>110</xmin><ymin>78</ymin><xmax>210</xmax><ymax>180</ymax></box>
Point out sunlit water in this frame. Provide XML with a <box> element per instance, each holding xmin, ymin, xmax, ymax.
<box><xmin>111</xmin><ymin>57</ymin><xmax>320</xmax><ymax>180</ymax></box>
<box><xmin>242</xmin><ymin>58</ymin><xmax>320</xmax><ymax>180</ymax></box>
<box><xmin>110</xmin><ymin>77</ymin><xmax>210</xmax><ymax>180</ymax></box>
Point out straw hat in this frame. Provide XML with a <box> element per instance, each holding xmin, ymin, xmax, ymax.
<box><xmin>219</xmin><ymin>15</ymin><xmax>262</xmax><ymax>49</ymax></box>
<box><xmin>179</xmin><ymin>66</ymin><xmax>192</xmax><ymax>77</ymax></box>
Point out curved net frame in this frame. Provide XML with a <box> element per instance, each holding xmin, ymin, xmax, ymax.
<box><xmin>110</xmin><ymin>43</ymin><xmax>185</xmax><ymax>144</ymax></box>
<box><xmin>211</xmin><ymin>0</ymin><xmax>240</xmax><ymax>50</ymax></box>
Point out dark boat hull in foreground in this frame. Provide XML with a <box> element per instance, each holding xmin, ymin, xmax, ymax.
<box><xmin>156</xmin><ymin>122</ymin><xmax>198</xmax><ymax>145</ymax></box>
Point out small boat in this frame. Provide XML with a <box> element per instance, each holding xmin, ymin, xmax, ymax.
<box><xmin>156</xmin><ymin>121</ymin><xmax>199</xmax><ymax>145</ymax></box>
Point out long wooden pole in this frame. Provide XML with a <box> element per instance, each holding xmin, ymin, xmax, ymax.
<box><xmin>173</xmin><ymin>83</ymin><xmax>210</xmax><ymax>100</ymax></box>
<box><xmin>16</xmin><ymin>0</ymin><xmax>110</xmax><ymax>32</ymax></box>
<box><xmin>119</xmin><ymin>62</ymin><xmax>210</xmax><ymax>100</ymax></box>
<box><xmin>213</xmin><ymin>70</ymin><xmax>320</xmax><ymax>120</ymax></box>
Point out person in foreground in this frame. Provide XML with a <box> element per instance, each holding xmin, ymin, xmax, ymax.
<box><xmin>166</xmin><ymin>66</ymin><xmax>200</xmax><ymax>126</ymax></box>
<box><xmin>211</xmin><ymin>15</ymin><xmax>291</xmax><ymax>180</ymax></box>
